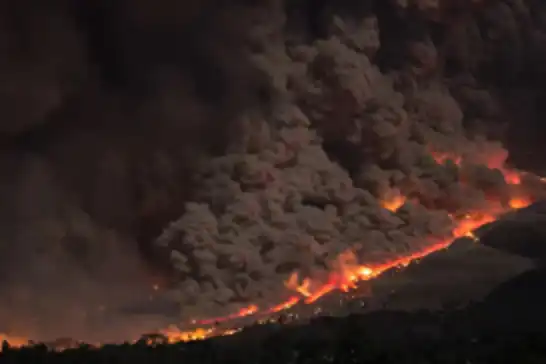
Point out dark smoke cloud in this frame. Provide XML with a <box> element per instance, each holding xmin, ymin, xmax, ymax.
<box><xmin>0</xmin><ymin>0</ymin><xmax>268</xmax><ymax>341</ymax></box>
<box><xmin>155</xmin><ymin>0</ymin><xmax>546</xmax><ymax>323</ymax></box>
<box><xmin>2</xmin><ymin>0</ymin><xmax>546</xmax><ymax>342</ymax></box>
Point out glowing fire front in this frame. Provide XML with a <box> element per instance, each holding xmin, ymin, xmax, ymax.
<box><xmin>1</xmin><ymin>152</ymin><xmax>545</xmax><ymax>350</ymax></box>
<box><xmin>155</xmin><ymin>153</ymin><xmax>544</xmax><ymax>344</ymax></box>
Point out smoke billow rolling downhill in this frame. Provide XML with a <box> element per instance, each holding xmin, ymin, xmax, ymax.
<box><xmin>1</xmin><ymin>0</ymin><xmax>546</xmax><ymax>342</ymax></box>
<box><xmin>155</xmin><ymin>0</ymin><xmax>546</xmax><ymax>321</ymax></box>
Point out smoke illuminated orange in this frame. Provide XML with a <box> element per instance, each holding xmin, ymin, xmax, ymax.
<box><xmin>0</xmin><ymin>334</ymin><xmax>28</xmax><ymax>349</ymax></box>
<box><xmin>380</xmin><ymin>193</ymin><xmax>406</xmax><ymax>212</ymax></box>
<box><xmin>1</xmin><ymin>153</ymin><xmax>545</xmax><ymax>350</ymax></box>
<box><xmin>430</xmin><ymin>151</ymin><xmax>462</xmax><ymax>165</ymax></box>
<box><xmin>151</xmin><ymin>155</ymin><xmax>541</xmax><ymax>345</ymax></box>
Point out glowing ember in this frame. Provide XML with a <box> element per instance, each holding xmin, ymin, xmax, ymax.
<box><xmin>193</xmin><ymin>305</ymin><xmax>259</xmax><ymax>326</ymax></box>
<box><xmin>380</xmin><ymin>190</ymin><xmax>407</xmax><ymax>212</ymax></box>
<box><xmin>430</xmin><ymin>151</ymin><xmax>462</xmax><ymax>165</ymax></box>
<box><xmin>159</xmin><ymin>326</ymin><xmax>215</xmax><ymax>343</ymax></box>
<box><xmin>502</xmin><ymin>170</ymin><xmax>522</xmax><ymax>185</ymax></box>
<box><xmin>509</xmin><ymin>197</ymin><xmax>532</xmax><ymax>209</ymax></box>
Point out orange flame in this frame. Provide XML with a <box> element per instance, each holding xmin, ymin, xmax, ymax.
<box><xmin>380</xmin><ymin>193</ymin><xmax>406</xmax><ymax>212</ymax></box>
<box><xmin>508</xmin><ymin>196</ymin><xmax>532</xmax><ymax>209</ymax></box>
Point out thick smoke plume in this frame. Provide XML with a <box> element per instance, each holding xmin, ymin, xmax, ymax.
<box><xmin>1</xmin><ymin>0</ymin><xmax>546</xmax><ymax>342</ymax></box>
<box><xmin>0</xmin><ymin>0</ymin><xmax>266</xmax><ymax>342</ymax></box>
<box><xmin>156</xmin><ymin>0</ymin><xmax>546</xmax><ymax>321</ymax></box>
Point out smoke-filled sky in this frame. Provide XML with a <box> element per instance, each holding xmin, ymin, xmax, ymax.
<box><xmin>0</xmin><ymin>0</ymin><xmax>269</xmax><ymax>342</ymax></box>
<box><xmin>1</xmin><ymin>0</ymin><xmax>546</xmax><ymax>343</ymax></box>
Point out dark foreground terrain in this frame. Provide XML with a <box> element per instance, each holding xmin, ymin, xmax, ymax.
<box><xmin>2</xmin><ymin>268</ymin><xmax>546</xmax><ymax>364</ymax></box>
<box><xmin>2</xmin><ymin>205</ymin><xmax>546</xmax><ymax>364</ymax></box>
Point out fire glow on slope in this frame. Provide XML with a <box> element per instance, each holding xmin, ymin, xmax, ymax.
<box><xmin>156</xmin><ymin>210</ymin><xmax>530</xmax><ymax>343</ymax></box>
<box><xmin>153</xmin><ymin>152</ymin><xmax>545</xmax><ymax>344</ymax></box>
<box><xmin>1</xmin><ymin>154</ymin><xmax>545</xmax><ymax>350</ymax></box>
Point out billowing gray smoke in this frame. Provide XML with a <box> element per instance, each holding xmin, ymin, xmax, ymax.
<box><xmin>154</xmin><ymin>0</ymin><xmax>546</xmax><ymax>321</ymax></box>
<box><xmin>2</xmin><ymin>0</ymin><xmax>546</xmax><ymax>342</ymax></box>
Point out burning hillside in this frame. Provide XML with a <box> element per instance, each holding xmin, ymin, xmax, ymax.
<box><xmin>1</xmin><ymin>193</ymin><xmax>543</xmax><ymax>350</ymax></box>
<box><xmin>151</xmin><ymin>0</ymin><xmax>546</xmax><ymax>333</ymax></box>
<box><xmin>1</xmin><ymin>0</ymin><xmax>546</xmax><ymax>351</ymax></box>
